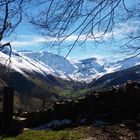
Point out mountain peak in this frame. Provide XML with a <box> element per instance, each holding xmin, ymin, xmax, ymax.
<box><xmin>1</xmin><ymin>49</ymin><xmax>140</xmax><ymax>83</ymax></box>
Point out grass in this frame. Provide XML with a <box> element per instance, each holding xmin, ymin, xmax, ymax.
<box><xmin>78</xmin><ymin>89</ymin><xmax>89</xmax><ymax>95</ymax></box>
<box><xmin>0</xmin><ymin>127</ymin><xmax>89</xmax><ymax>140</ymax></box>
<box><xmin>59</xmin><ymin>89</ymin><xmax>74</xmax><ymax>97</ymax></box>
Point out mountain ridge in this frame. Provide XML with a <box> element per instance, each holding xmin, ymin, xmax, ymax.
<box><xmin>21</xmin><ymin>51</ymin><xmax>140</xmax><ymax>82</ymax></box>
<box><xmin>0</xmin><ymin>48</ymin><xmax>140</xmax><ymax>111</ymax></box>
<box><xmin>1</xmin><ymin>47</ymin><xmax>140</xmax><ymax>83</ymax></box>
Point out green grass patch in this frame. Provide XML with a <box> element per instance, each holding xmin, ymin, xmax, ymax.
<box><xmin>78</xmin><ymin>88</ymin><xmax>89</xmax><ymax>95</ymax></box>
<box><xmin>58</xmin><ymin>89</ymin><xmax>73</xmax><ymax>97</ymax></box>
<box><xmin>0</xmin><ymin>127</ymin><xmax>89</xmax><ymax>140</ymax></box>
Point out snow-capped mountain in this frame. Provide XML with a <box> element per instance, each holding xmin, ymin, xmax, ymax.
<box><xmin>72</xmin><ymin>58</ymin><xmax>109</xmax><ymax>82</ymax></box>
<box><xmin>21</xmin><ymin>51</ymin><xmax>77</xmax><ymax>74</ymax></box>
<box><xmin>21</xmin><ymin>51</ymin><xmax>111</xmax><ymax>82</ymax></box>
<box><xmin>0</xmin><ymin>47</ymin><xmax>72</xmax><ymax>81</ymax></box>
<box><xmin>0</xmin><ymin>47</ymin><xmax>55</xmax><ymax>76</ymax></box>
<box><xmin>21</xmin><ymin>51</ymin><xmax>140</xmax><ymax>82</ymax></box>
<box><xmin>1</xmin><ymin>48</ymin><xmax>140</xmax><ymax>83</ymax></box>
<box><xmin>112</xmin><ymin>57</ymin><xmax>140</xmax><ymax>71</ymax></box>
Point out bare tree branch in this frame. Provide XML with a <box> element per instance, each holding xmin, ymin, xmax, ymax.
<box><xmin>0</xmin><ymin>0</ymin><xmax>30</xmax><ymax>59</ymax></box>
<box><xmin>29</xmin><ymin>0</ymin><xmax>140</xmax><ymax>57</ymax></box>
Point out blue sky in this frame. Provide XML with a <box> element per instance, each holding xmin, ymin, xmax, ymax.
<box><xmin>3</xmin><ymin>20</ymin><xmax>136</xmax><ymax>61</ymax></box>
<box><xmin>2</xmin><ymin>0</ymin><xmax>139</xmax><ymax>61</ymax></box>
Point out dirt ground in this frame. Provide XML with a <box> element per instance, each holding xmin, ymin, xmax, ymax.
<box><xmin>83</xmin><ymin>122</ymin><xmax>140</xmax><ymax>140</ymax></box>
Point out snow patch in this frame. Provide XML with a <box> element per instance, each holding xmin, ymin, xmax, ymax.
<box><xmin>32</xmin><ymin>119</ymin><xmax>72</xmax><ymax>130</ymax></box>
<box><xmin>93</xmin><ymin>120</ymin><xmax>109</xmax><ymax>126</ymax></box>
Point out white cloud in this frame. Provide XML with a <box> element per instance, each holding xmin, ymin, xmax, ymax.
<box><xmin>11</xmin><ymin>41</ymin><xmax>38</xmax><ymax>47</ymax></box>
<box><xmin>33</xmin><ymin>36</ymin><xmax>56</xmax><ymax>43</ymax></box>
<box><xmin>3</xmin><ymin>21</ymin><xmax>137</xmax><ymax>48</ymax></box>
<box><xmin>3</xmin><ymin>35</ymin><xmax>47</xmax><ymax>47</ymax></box>
<box><xmin>49</xmin><ymin>22</ymin><xmax>137</xmax><ymax>42</ymax></box>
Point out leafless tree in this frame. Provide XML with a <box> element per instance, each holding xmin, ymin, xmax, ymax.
<box><xmin>30</xmin><ymin>0</ymin><xmax>140</xmax><ymax>57</ymax></box>
<box><xmin>0</xmin><ymin>0</ymin><xmax>30</xmax><ymax>55</ymax></box>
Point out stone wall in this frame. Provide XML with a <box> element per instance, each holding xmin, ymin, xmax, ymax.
<box><xmin>22</xmin><ymin>81</ymin><xmax>140</xmax><ymax>128</ymax></box>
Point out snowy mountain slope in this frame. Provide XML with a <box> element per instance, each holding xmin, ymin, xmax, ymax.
<box><xmin>70</xmin><ymin>58</ymin><xmax>110</xmax><ymax>82</ymax></box>
<box><xmin>112</xmin><ymin>56</ymin><xmax>140</xmax><ymax>71</ymax></box>
<box><xmin>0</xmin><ymin>47</ymin><xmax>74</xmax><ymax>81</ymax></box>
<box><xmin>90</xmin><ymin>64</ymin><xmax>140</xmax><ymax>88</ymax></box>
<box><xmin>21</xmin><ymin>51</ymin><xmax>77</xmax><ymax>74</ymax></box>
<box><xmin>21</xmin><ymin>51</ymin><xmax>111</xmax><ymax>82</ymax></box>
<box><xmin>0</xmin><ymin>47</ymin><xmax>55</xmax><ymax>76</ymax></box>
<box><xmin>103</xmin><ymin>56</ymin><xmax>140</xmax><ymax>76</ymax></box>
<box><xmin>1</xmin><ymin>48</ymin><xmax>140</xmax><ymax>83</ymax></box>
<box><xmin>21</xmin><ymin>51</ymin><xmax>140</xmax><ymax>82</ymax></box>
